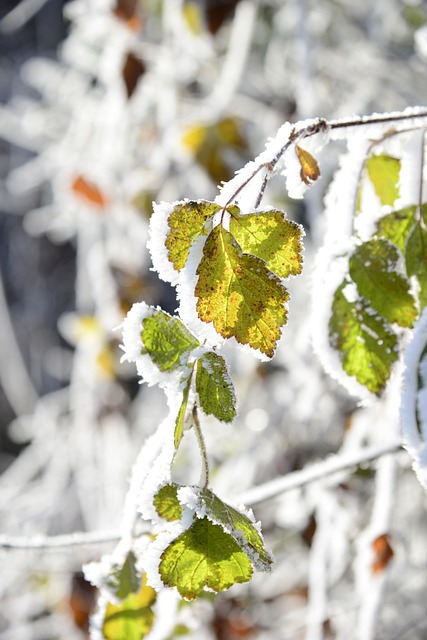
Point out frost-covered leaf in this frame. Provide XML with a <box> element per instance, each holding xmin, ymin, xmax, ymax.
<box><xmin>229</xmin><ymin>209</ymin><xmax>303</xmax><ymax>279</ymax></box>
<box><xmin>105</xmin><ymin>552</ymin><xmax>140</xmax><ymax>601</ymax></box>
<box><xmin>366</xmin><ymin>154</ymin><xmax>401</xmax><ymax>206</ymax></box>
<box><xmin>196</xmin><ymin>352</ymin><xmax>236</xmax><ymax>422</ymax></box>
<box><xmin>195</xmin><ymin>225</ymin><xmax>289</xmax><ymax>358</ymax></box>
<box><xmin>141</xmin><ymin>309</ymin><xmax>200</xmax><ymax>372</ymax></box>
<box><xmin>295</xmin><ymin>144</ymin><xmax>321</xmax><ymax>184</ymax></box>
<box><xmin>329</xmin><ymin>282</ymin><xmax>398</xmax><ymax>394</ymax></box>
<box><xmin>406</xmin><ymin>222</ymin><xmax>427</xmax><ymax>309</ymax></box>
<box><xmin>174</xmin><ymin>373</ymin><xmax>192</xmax><ymax>449</ymax></box>
<box><xmin>102</xmin><ymin>575</ymin><xmax>156</xmax><ymax>640</ymax></box>
<box><xmin>349</xmin><ymin>238</ymin><xmax>417</xmax><ymax>328</ymax></box>
<box><xmin>375</xmin><ymin>206</ymin><xmax>417</xmax><ymax>252</ymax></box>
<box><xmin>198</xmin><ymin>488</ymin><xmax>273</xmax><ymax>571</ymax></box>
<box><xmin>153</xmin><ymin>484</ymin><xmax>182</xmax><ymax>522</ymax></box>
<box><xmin>159</xmin><ymin>517</ymin><xmax>253</xmax><ymax>599</ymax></box>
<box><xmin>165</xmin><ymin>200</ymin><xmax>220</xmax><ymax>272</ymax></box>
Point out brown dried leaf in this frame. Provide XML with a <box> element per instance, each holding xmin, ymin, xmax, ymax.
<box><xmin>71</xmin><ymin>176</ymin><xmax>109</xmax><ymax>209</ymax></box>
<box><xmin>122</xmin><ymin>52</ymin><xmax>145</xmax><ymax>99</ymax></box>
<box><xmin>295</xmin><ymin>144</ymin><xmax>321</xmax><ymax>185</ymax></box>
<box><xmin>371</xmin><ymin>533</ymin><xmax>394</xmax><ymax>574</ymax></box>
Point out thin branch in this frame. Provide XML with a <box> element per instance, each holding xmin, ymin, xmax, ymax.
<box><xmin>235</xmin><ymin>441</ymin><xmax>403</xmax><ymax>507</ymax></box>
<box><xmin>0</xmin><ymin>269</ymin><xmax>38</xmax><ymax>415</ymax></box>
<box><xmin>0</xmin><ymin>0</ymin><xmax>50</xmax><ymax>33</ymax></box>
<box><xmin>228</xmin><ymin>107</ymin><xmax>427</xmax><ymax>209</ymax></box>
<box><xmin>0</xmin><ymin>530</ymin><xmax>121</xmax><ymax>551</ymax></box>
<box><xmin>0</xmin><ymin>441</ymin><xmax>403</xmax><ymax>552</ymax></box>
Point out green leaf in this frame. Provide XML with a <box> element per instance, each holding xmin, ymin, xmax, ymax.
<box><xmin>195</xmin><ymin>225</ymin><xmax>289</xmax><ymax>357</ymax></box>
<box><xmin>229</xmin><ymin>209</ymin><xmax>303</xmax><ymax>279</ymax></box>
<box><xmin>196</xmin><ymin>352</ymin><xmax>236</xmax><ymax>422</ymax></box>
<box><xmin>141</xmin><ymin>309</ymin><xmax>199</xmax><ymax>372</ymax></box>
<box><xmin>198</xmin><ymin>488</ymin><xmax>273</xmax><ymax>571</ymax></box>
<box><xmin>103</xmin><ymin>576</ymin><xmax>156</xmax><ymax>640</ymax></box>
<box><xmin>329</xmin><ymin>282</ymin><xmax>398</xmax><ymax>394</ymax></box>
<box><xmin>349</xmin><ymin>238</ymin><xmax>417</xmax><ymax>328</ymax></box>
<box><xmin>165</xmin><ymin>200</ymin><xmax>221</xmax><ymax>271</ymax></box>
<box><xmin>366</xmin><ymin>154</ymin><xmax>401</xmax><ymax>206</ymax></box>
<box><xmin>105</xmin><ymin>552</ymin><xmax>141</xmax><ymax>601</ymax></box>
<box><xmin>375</xmin><ymin>206</ymin><xmax>417</xmax><ymax>252</ymax></box>
<box><xmin>174</xmin><ymin>373</ymin><xmax>192</xmax><ymax>448</ymax></box>
<box><xmin>159</xmin><ymin>517</ymin><xmax>253</xmax><ymax>599</ymax></box>
<box><xmin>153</xmin><ymin>484</ymin><xmax>182</xmax><ymax>522</ymax></box>
<box><xmin>406</xmin><ymin>222</ymin><xmax>427</xmax><ymax>309</ymax></box>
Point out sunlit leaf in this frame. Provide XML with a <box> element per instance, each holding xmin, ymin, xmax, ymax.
<box><xmin>366</xmin><ymin>154</ymin><xmax>401</xmax><ymax>206</ymax></box>
<box><xmin>103</xmin><ymin>575</ymin><xmax>156</xmax><ymax>640</ymax></box>
<box><xmin>295</xmin><ymin>145</ymin><xmax>321</xmax><ymax>185</ymax></box>
<box><xmin>375</xmin><ymin>206</ymin><xmax>417</xmax><ymax>252</ymax></box>
<box><xmin>199</xmin><ymin>489</ymin><xmax>273</xmax><ymax>571</ymax></box>
<box><xmin>141</xmin><ymin>309</ymin><xmax>199</xmax><ymax>372</ymax></box>
<box><xmin>406</xmin><ymin>222</ymin><xmax>427</xmax><ymax>308</ymax></box>
<box><xmin>153</xmin><ymin>484</ymin><xmax>182</xmax><ymax>522</ymax></box>
<box><xmin>159</xmin><ymin>517</ymin><xmax>253</xmax><ymax>599</ymax></box>
<box><xmin>349</xmin><ymin>238</ymin><xmax>417</xmax><ymax>328</ymax></box>
<box><xmin>196</xmin><ymin>352</ymin><xmax>236</xmax><ymax>422</ymax></box>
<box><xmin>229</xmin><ymin>209</ymin><xmax>303</xmax><ymax>278</ymax></box>
<box><xmin>165</xmin><ymin>200</ymin><xmax>220</xmax><ymax>272</ymax></box>
<box><xmin>329</xmin><ymin>281</ymin><xmax>398</xmax><ymax>394</ymax></box>
<box><xmin>195</xmin><ymin>225</ymin><xmax>289</xmax><ymax>357</ymax></box>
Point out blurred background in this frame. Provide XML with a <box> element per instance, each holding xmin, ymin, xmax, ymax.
<box><xmin>1</xmin><ymin>0</ymin><xmax>427</xmax><ymax>638</ymax></box>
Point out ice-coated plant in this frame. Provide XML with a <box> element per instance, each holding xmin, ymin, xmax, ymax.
<box><xmin>82</xmin><ymin>106</ymin><xmax>427</xmax><ymax>637</ymax></box>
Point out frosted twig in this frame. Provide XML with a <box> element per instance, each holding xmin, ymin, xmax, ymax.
<box><xmin>0</xmin><ymin>270</ymin><xmax>38</xmax><ymax>415</ymax></box>
<box><xmin>235</xmin><ymin>441</ymin><xmax>402</xmax><ymax>506</ymax></box>
<box><xmin>0</xmin><ymin>530</ymin><xmax>121</xmax><ymax>551</ymax></box>
<box><xmin>0</xmin><ymin>441</ymin><xmax>404</xmax><ymax>553</ymax></box>
<box><xmin>0</xmin><ymin>0</ymin><xmax>50</xmax><ymax>33</ymax></box>
<box><xmin>203</xmin><ymin>0</ymin><xmax>257</xmax><ymax>118</ymax></box>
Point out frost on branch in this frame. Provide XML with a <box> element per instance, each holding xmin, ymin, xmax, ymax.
<box><xmin>401</xmin><ymin>309</ymin><xmax>427</xmax><ymax>490</ymax></box>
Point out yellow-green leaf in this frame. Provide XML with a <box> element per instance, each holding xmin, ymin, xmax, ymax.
<box><xmin>295</xmin><ymin>145</ymin><xmax>321</xmax><ymax>184</ymax></box>
<box><xmin>199</xmin><ymin>488</ymin><xmax>273</xmax><ymax>571</ymax></box>
<box><xmin>159</xmin><ymin>517</ymin><xmax>253</xmax><ymax>600</ymax></box>
<box><xmin>375</xmin><ymin>206</ymin><xmax>417</xmax><ymax>252</ymax></box>
<box><xmin>349</xmin><ymin>238</ymin><xmax>417</xmax><ymax>328</ymax></box>
<box><xmin>229</xmin><ymin>209</ymin><xmax>303</xmax><ymax>279</ymax></box>
<box><xmin>329</xmin><ymin>282</ymin><xmax>398</xmax><ymax>395</ymax></box>
<box><xmin>165</xmin><ymin>200</ymin><xmax>220</xmax><ymax>272</ymax></box>
<box><xmin>366</xmin><ymin>154</ymin><xmax>401</xmax><ymax>206</ymax></box>
<box><xmin>153</xmin><ymin>484</ymin><xmax>182</xmax><ymax>522</ymax></box>
<box><xmin>195</xmin><ymin>226</ymin><xmax>289</xmax><ymax>357</ymax></box>
<box><xmin>196</xmin><ymin>352</ymin><xmax>236</xmax><ymax>422</ymax></box>
<box><xmin>103</xmin><ymin>575</ymin><xmax>156</xmax><ymax>640</ymax></box>
<box><xmin>406</xmin><ymin>222</ymin><xmax>427</xmax><ymax>309</ymax></box>
<box><xmin>141</xmin><ymin>309</ymin><xmax>199</xmax><ymax>372</ymax></box>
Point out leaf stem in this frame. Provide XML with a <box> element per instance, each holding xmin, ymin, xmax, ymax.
<box><xmin>192</xmin><ymin>405</ymin><xmax>210</xmax><ymax>489</ymax></box>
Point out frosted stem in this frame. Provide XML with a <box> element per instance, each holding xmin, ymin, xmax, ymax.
<box><xmin>192</xmin><ymin>405</ymin><xmax>209</xmax><ymax>489</ymax></box>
